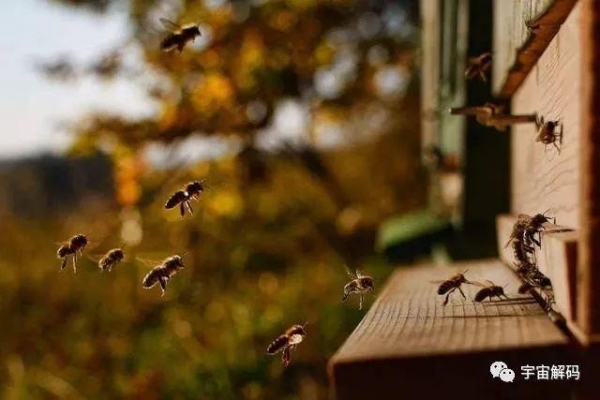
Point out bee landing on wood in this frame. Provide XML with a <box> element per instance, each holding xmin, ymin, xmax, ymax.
<box><xmin>473</xmin><ymin>280</ymin><xmax>510</xmax><ymax>302</ymax></box>
<box><xmin>165</xmin><ymin>180</ymin><xmax>206</xmax><ymax>217</ymax></box>
<box><xmin>56</xmin><ymin>234</ymin><xmax>88</xmax><ymax>273</ymax></box>
<box><xmin>341</xmin><ymin>269</ymin><xmax>375</xmax><ymax>310</ymax></box>
<box><xmin>465</xmin><ymin>52</ymin><xmax>492</xmax><ymax>82</ymax></box>
<box><xmin>141</xmin><ymin>255</ymin><xmax>185</xmax><ymax>296</ymax></box>
<box><xmin>159</xmin><ymin>18</ymin><xmax>201</xmax><ymax>53</ymax></box>
<box><xmin>97</xmin><ymin>248</ymin><xmax>125</xmax><ymax>272</ymax></box>
<box><xmin>266</xmin><ymin>324</ymin><xmax>307</xmax><ymax>367</ymax></box>
<box><xmin>535</xmin><ymin>117</ymin><xmax>562</xmax><ymax>153</ymax></box>
<box><xmin>431</xmin><ymin>270</ymin><xmax>473</xmax><ymax>306</ymax></box>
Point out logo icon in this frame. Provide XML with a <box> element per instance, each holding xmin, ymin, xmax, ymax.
<box><xmin>499</xmin><ymin>368</ymin><xmax>515</xmax><ymax>383</ymax></box>
<box><xmin>490</xmin><ymin>361</ymin><xmax>508</xmax><ymax>378</ymax></box>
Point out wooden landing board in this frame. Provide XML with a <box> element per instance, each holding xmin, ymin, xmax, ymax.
<box><xmin>329</xmin><ymin>260</ymin><xmax>570</xmax><ymax>400</ymax></box>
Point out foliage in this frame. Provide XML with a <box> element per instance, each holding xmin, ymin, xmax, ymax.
<box><xmin>2</xmin><ymin>0</ymin><xmax>425</xmax><ymax>398</ymax></box>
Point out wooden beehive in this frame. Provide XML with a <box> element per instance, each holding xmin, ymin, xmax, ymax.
<box><xmin>329</xmin><ymin>1</ymin><xmax>600</xmax><ymax>398</ymax></box>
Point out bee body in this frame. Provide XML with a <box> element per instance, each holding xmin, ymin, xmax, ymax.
<box><xmin>536</xmin><ymin>120</ymin><xmax>561</xmax><ymax>152</ymax></box>
<box><xmin>142</xmin><ymin>255</ymin><xmax>184</xmax><ymax>296</ymax></box>
<box><xmin>474</xmin><ymin>285</ymin><xmax>507</xmax><ymax>302</ymax></box>
<box><xmin>99</xmin><ymin>248</ymin><xmax>125</xmax><ymax>272</ymax></box>
<box><xmin>266</xmin><ymin>324</ymin><xmax>307</xmax><ymax>367</ymax></box>
<box><xmin>159</xmin><ymin>19</ymin><xmax>201</xmax><ymax>52</ymax></box>
<box><xmin>341</xmin><ymin>273</ymin><xmax>374</xmax><ymax>310</ymax></box>
<box><xmin>56</xmin><ymin>234</ymin><xmax>88</xmax><ymax>273</ymax></box>
<box><xmin>465</xmin><ymin>52</ymin><xmax>492</xmax><ymax>82</ymax></box>
<box><xmin>165</xmin><ymin>181</ymin><xmax>206</xmax><ymax>217</ymax></box>
<box><xmin>433</xmin><ymin>272</ymin><xmax>471</xmax><ymax>306</ymax></box>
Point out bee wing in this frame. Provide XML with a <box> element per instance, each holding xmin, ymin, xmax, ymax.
<box><xmin>343</xmin><ymin>265</ymin><xmax>357</xmax><ymax>279</ymax></box>
<box><xmin>135</xmin><ymin>256</ymin><xmax>164</xmax><ymax>268</ymax></box>
<box><xmin>467</xmin><ymin>281</ymin><xmax>489</xmax><ymax>287</ymax></box>
<box><xmin>160</xmin><ymin>18</ymin><xmax>182</xmax><ymax>32</ymax></box>
<box><xmin>86</xmin><ymin>253</ymin><xmax>104</xmax><ymax>263</ymax></box>
<box><xmin>429</xmin><ymin>280</ymin><xmax>446</xmax><ymax>284</ymax></box>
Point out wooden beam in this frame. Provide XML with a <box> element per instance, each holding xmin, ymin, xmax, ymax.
<box><xmin>579</xmin><ymin>0</ymin><xmax>600</xmax><ymax>339</ymax></box>
<box><xmin>493</xmin><ymin>0</ymin><xmax>578</xmax><ymax>98</ymax></box>
<box><xmin>328</xmin><ymin>260</ymin><xmax>570</xmax><ymax>399</ymax></box>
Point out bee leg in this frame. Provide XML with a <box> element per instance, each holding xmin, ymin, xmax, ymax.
<box><xmin>553</xmin><ymin>141</ymin><xmax>561</xmax><ymax>154</ymax></box>
<box><xmin>479</xmin><ymin>70</ymin><xmax>487</xmax><ymax>83</ymax></box>
<box><xmin>341</xmin><ymin>292</ymin><xmax>348</xmax><ymax>303</ymax></box>
<box><xmin>73</xmin><ymin>254</ymin><xmax>78</xmax><ymax>274</ymax></box>
<box><xmin>179</xmin><ymin>203</ymin><xmax>185</xmax><ymax>217</ymax></box>
<box><xmin>458</xmin><ymin>286</ymin><xmax>466</xmax><ymax>299</ymax></box>
<box><xmin>282</xmin><ymin>347</ymin><xmax>291</xmax><ymax>367</ymax></box>
<box><xmin>159</xmin><ymin>277</ymin><xmax>168</xmax><ymax>297</ymax></box>
<box><xmin>185</xmin><ymin>201</ymin><xmax>194</xmax><ymax>215</ymax></box>
<box><xmin>443</xmin><ymin>288</ymin><xmax>455</xmax><ymax>306</ymax></box>
<box><xmin>359</xmin><ymin>294</ymin><xmax>364</xmax><ymax>310</ymax></box>
<box><xmin>60</xmin><ymin>258</ymin><xmax>67</xmax><ymax>270</ymax></box>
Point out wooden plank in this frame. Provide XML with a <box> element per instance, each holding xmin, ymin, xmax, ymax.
<box><xmin>579</xmin><ymin>0</ymin><xmax>600</xmax><ymax>339</ymax></box>
<box><xmin>510</xmin><ymin>1</ymin><xmax>582</xmax><ymax>230</ymax></box>
<box><xmin>496</xmin><ymin>214</ymin><xmax>577</xmax><ymax>322</ymax></box>
<box><xmin>329</xmin><ymin>260</ymin><xmax>570</xmax><ymax>399</ymax></box>
<box><xmin>492</xmin><ymin>0</ymin><xmax>577</xmax><ymax>97</ymax></box>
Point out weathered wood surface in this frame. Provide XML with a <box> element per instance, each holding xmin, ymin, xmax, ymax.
<box><xmin>496</xmin><ymin>214</ymin><xmax>577</xmax><ymax>322</ymax></box>
<box><xmin>579</xmin><ymin>0</ymin><xmax>600</xmax><ymax>339</ymax></box>
<box><xmin>329</xmin><ymin>260</ymin><xmax>570</xmax><ymax>399</ymax></box>
<box><xmin>510</xmin><ymin>1</ymin><xmax>581</xmax><ymax>230</ymax></box>
<box><xmin>492</xmin><ymin>0</ymin><xmax>577</xmax><ymax>96</ymax></box>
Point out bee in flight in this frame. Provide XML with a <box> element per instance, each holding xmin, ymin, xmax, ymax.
<box><xmin>431</xmin><ymin>270</ymin><xmax>474</xmax><ymax>306</ymax></box>
<box><xmin>57</xmin><ymin>234</ymin><xmax>88</xmax><ymax>273</ymax></box>
<box><xmin>159</xmin><ymin>18</ymin><xmax>201</xmax><ymax>53</ymax></box>
<box><xmin>341</xmin><ymin>269</ymin><xmax>375</xmax><ymax>310</ymax></box>
<box><xmin>473</xmin><ymin>280</ymin><xmax>510</xmax><ymax>302</ymax></box>
<box><xmin>165</xmin><ymin>180</ymin><xmax>206</xmax><ymax>217</ymax></box>
<box><xmin>266</xmin><ymin>323</ymin><xmax>308</xmax><ymax>367</ymax></box>
<box><xmin>141</xmin><ymin>255</ymin><xmax>185</xmax><ymax>296</ymax></box>
<box><xmin>465</xmin><ymin>52</ymin><xmax>492</xmax><ymax>82</ymax></box>
<box><xmin>97</xmin><ymin>248</ymin><xmax>125</xmax><ymax>272</ymax></box>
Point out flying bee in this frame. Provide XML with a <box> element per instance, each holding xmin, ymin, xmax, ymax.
<box><xmin>341</xmin><ymin>269</ymin><xmax>375</xmax><ymax>310</ymax></box>
<box><xmin>465</xmin><ymin>52</ymin><xmax>492</xmax><ymax>82</ymax></box>
<box><xmin>535</xmin><ymin>118</ymin><xmax>562</xmax><ymax>153</ymax></box>
<box><xmin>97</xmin><ymin>248</ymin><xmax>125</xmax><ymax>272</ymax></box>
<box><xmin>159</xmin><ymin>18</ymin><xmax>201</xmax><ymax>53</ymax></box>
<box><xmin>141</xmin><ymin>255</ymin><xmax>185</xmax><ymax>296</ymax></box>
<box><xmin>165</xmin><ymin>180</ymin><xmax>206</xmax><ymax>217</ymax></box>
<box><xmin>431</xmin><ymin>271</ymin><xmax>474</xmax><ymax>306</ymax></box>
<box><xmin>266</xmin><ymin>323</ymin><xmax>308</xmax><ymax>367</ymax></box>
<box><xmin>473</xmin><ymin>280</ymin><xmax>510</xmax><ymax>302</ymax></box>
<box><xmin>56</xmin><ymin>234</ymin><xmax>88</xmax><ymax>273</ymax></box>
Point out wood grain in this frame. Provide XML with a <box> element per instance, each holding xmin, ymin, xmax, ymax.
<box><xmin>492</xmin><ymin>0</ymin><xmax>577</xmax><ymax>96</ymax></box>
<box><xmin>329</xmin><ymin>260</ymin><xmax>570</xmax><ymax>399</ymax></box>
<box><xmin>510</xmin><ymin>2</ymin><xmax>581</xmax><ymax>230</ymax></box>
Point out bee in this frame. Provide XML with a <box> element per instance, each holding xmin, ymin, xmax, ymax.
<box><xmin>465</xmin><ymin>52</ymin><xmax>492</xmax><ymax>82</ymax></box>
<box><xmin>98</xmin><ymin>248</ymin><xmax>125</xmax><ymax>272</ymax></box>
<box><xmin>141</xmin><ymin>255</ymin><xmax>185</xmax><ymax>296</ymax></box>
<box><xmin>523</xmin><ymin>211</ymin><xmax>555</xmax><ymax>248</ymax></box>
<box><xmin>165</xmin><ymin>180</ymin><xmax>206</xmax><ymax>217</ymax></box>
<box><xmin>159</xmin><ymin>18</ymin><xmax>201</xmax><ymax>53</ymax></box>
<box><xmin>56</xmin><ymin>234</ymin><xmax>88</xmax><ymax>273</ymax></box>
<box><xmin>535</xmin><ymin>118</ymin><xmax>562</xmax><ymax>153</ymax></box>
<box><xmin>266</xmin><ymin>323</ymin><xmax>308</xmax><ymax>367</ymax></box>
<box><xmin>473</xmin><ymin>280</ymin><xmax>510</xmax><ymax>302</ymax></box>
<box><xmin>518</xmin><ymin>281</ymin><xmax>534</xmax><ymax>295</ymax></box>
<box><xmin>431</xmin><ymin>271</ymin><xmax>473</xmax><ymax>306</ymax></box>
<box><xmin>341</xmin><ymin>269</ymin><xmax>375</xmax><ymax>310</ymax></box>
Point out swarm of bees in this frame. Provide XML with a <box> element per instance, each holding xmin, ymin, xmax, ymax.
<box><xmin>506</xmin><ymin>212</ymin><xmax>557</xmax><ymax>310</ymax></box>
<box><xmin>159</xmin><ymin>18</ymin><xmax>201</xmax><ymax>53</ymax></box>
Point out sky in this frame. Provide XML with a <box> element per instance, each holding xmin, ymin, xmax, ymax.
<box><xmin>0</xmin><ymin>0</ymin><xmax>154</xmax><ymax>159</ymax></box>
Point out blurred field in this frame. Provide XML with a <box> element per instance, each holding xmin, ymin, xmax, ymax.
<box><xmin>0</xmin><ymin>1</ymin><xmax>423</xmax><ymax>398</ymax></box>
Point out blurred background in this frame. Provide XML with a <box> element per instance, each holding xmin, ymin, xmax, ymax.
<box><xmin>0</xmin><ymin>0</ymin><xmax>425</xmax><ymax>398</ymax></box>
